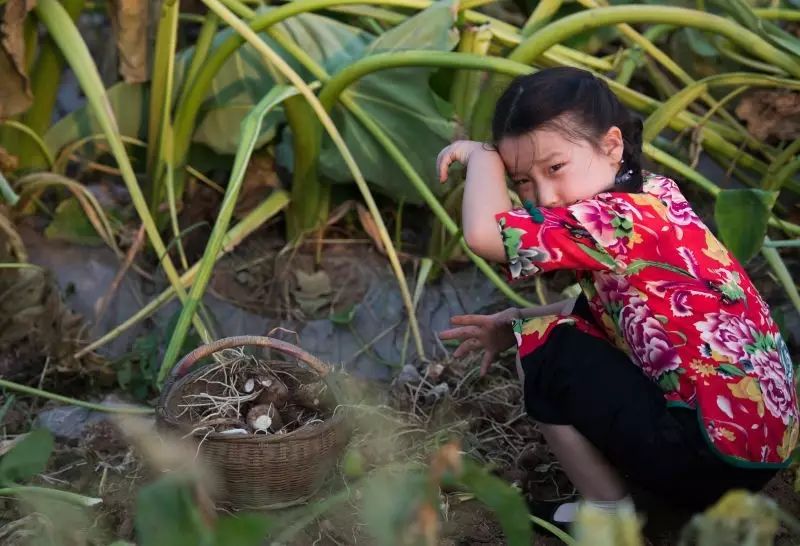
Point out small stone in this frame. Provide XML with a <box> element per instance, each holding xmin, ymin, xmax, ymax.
<box><xmin>396</xmin><ymin>364</ymin><xmax>421</xmax><ymax>385</ymax></box>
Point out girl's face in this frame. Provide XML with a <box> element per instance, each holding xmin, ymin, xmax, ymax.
<box><xmin>496</xmin><ymin>125</ymin><xmax>624</xmax><ymax>208</ymax></box>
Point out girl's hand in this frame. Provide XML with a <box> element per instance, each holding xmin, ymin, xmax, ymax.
<box><xmin>438</xmin><ymin>308</ymin><xmax>519</xmax><ymax>376</ymax></box>
<box><xmin>436</xmin><ymin>140</ymin><xmax>495</xmax><ymax>183</ymax></box>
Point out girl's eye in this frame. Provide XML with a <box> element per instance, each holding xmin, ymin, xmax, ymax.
<box><xmin>549</xmin><ymin>163</ymin><xmax>565</xmax><ymax>174</ymax></box>
<box><xmin>512</xmin><ymin>178</ymin><xmax>528</xmax><ymax>186</ymax></box>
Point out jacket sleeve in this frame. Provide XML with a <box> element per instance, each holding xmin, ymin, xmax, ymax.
<box><xmin>495</xmin><ymin>205</ymin><xmax>618</xmax><ymax>281</ymax></box>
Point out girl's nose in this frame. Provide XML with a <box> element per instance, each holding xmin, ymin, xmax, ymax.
<box><xmin>536</xmin><ymin>185</ymin><xmax>558</xmax><ymax>208</ymax></box>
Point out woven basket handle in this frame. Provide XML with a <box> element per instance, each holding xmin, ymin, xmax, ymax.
<box><xmin>167</xmin><ymin>335</ymin><xmax>331</xmax><ymax>385</ymax></box>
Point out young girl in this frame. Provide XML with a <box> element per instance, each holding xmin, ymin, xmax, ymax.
<box><xmin>437</xmin><ymin>66</ymin><xmax>799</xmax><ymax>528</ymax></box>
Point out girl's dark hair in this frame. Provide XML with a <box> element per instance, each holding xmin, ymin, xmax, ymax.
<box><xmin>491</xmin><ymin>67</ymin><xmax>644</xmax><ymax>192</ymax></box>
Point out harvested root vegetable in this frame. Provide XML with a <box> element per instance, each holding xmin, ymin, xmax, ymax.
<box><xmin>246</xmin><ymin>404</ymin><xmax>284</xmax><ymax>433</ymax></box>
<box><xmin>293</xmin><ymin>381</ymin><xmax>332</xmax><ymax>411</ymax></box>
<box><xmin>256</xmin><ymin>375</ymin><xmax>289</xmax><ymax>408</ymax></box>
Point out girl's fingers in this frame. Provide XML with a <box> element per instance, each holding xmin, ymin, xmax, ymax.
<box><xmin>438</xmin><ymin>326</ymin><xmax>476</xmax><ymax>340</ymax></box>
<box><xmin>439</xmin><ymin>153</ymin><xmax>452</xmax><ymax>182</ymax></box>
<box><xmin>453</xmin><ymin>338</ymin><xmax>482</xmax><ymax>359</ymax></box>
<box><xmin>479</xmin><ymin>351</ymin><xmax>494</xmax><ymax>377</ymax></box>
<box><xmin>449</xmin><ymin>314</ymin><xmax>488</xmax><ymax>326</ymax></box>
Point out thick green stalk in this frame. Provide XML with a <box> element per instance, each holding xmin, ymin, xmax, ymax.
<box><xmin>715</xmin><ymin>38</ymin><xmax>788</xmax><ymax>76</ymax></box>
<box><xmin>643</xmin><ymin>73</ymin><xmax>800</xmax><ymax>144</ymax></box>
<box><xmin>159</xmin><ymin>86</ymin><xmax>297</xmax><ymax>384</ymax></box>
<box><xmin>178</xmin><ymin>12</ymin><xmax>220</xmax><ymax>104</ymax></box>
<box><xmin>170</xmin><ymin>0</ymin><xmax>609</xmax><ymax>173</ymax></box>
<box><xmin>511</xmin><ymin>7</ymin><xmax>800</xmax><ymax>75</ymax></box>
<box><xmin>763</xmin><ymin>139</ymin><xmax>800</xmax><ymax>191</ymax></box>
<box><xmin>471</xmin><ymin>5</ymin><xmax>800</xmax><ymax>140</ymax></box>
<box><xmin>260</xmin><ymin>24</ymin><xmax>536</xmax><ymax>306</ymax></box>
<box><xmin>147</xmin><ymin>0</ymin><xmax>180</xmax><ymax>182</ymax></box>
<box><xmin>521</xmin><ymin>0</ymin><xmax>563</xmax><ymax>37</ymax></box>
<box><xmin>173</xmin><ymin>0</ymin><xmax>428</xmax><ymax>373</ymax></box>
<box><xmin>761</xmin><ymin>240</ymin><xmax>800</xmax><ymax>316</ymax></box>
<box><xmin>34</xmin><ymin>0</ymin><xmax>211</xmax><ymax>342</ymax></box>
<box><xmin>171</xmin><ymin>0</ymin><xmax>430</xmax><ymax>174</ymax></box>
<box><xmin>576</xmin><ymin>0</ymin><xmax>760</xmax><ymax>154</ymax></box>
<box><xmin>753</xmin><ymin>8</ymin><xmax>800</xmax><ymax>21</ymax></box>
<box><xmin>75</xmin><ymin>190</ymin><xmax>290</xmax><ymax>358</ymax></box>
<box><xmin>18</xmin><ymin>0</ymin><xmax>85</xmax><ymax>168</ymax></box>
<box><xmin>0</xmin><ymin>377</ymin><xmax>153</xmax><ymax>414</ymax></box>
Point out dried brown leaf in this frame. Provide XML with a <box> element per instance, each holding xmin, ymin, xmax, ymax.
<box><xmin>0</xmin><ymin>146</ymin><xmax>18</xmax><ymax>173</ymax></box>
<box><xmin>234</xmin><ymin>151</ymin><xmax>280</xmax><ymax>218</ymax></box>
<box><xmin>356</xmin><ymin>202</ymin><xmax>385</xmax><ymax>254</ymax></box>
<box><xmin>108</xmin><ymin>0</ymin><xmax>148</xmax><ymax>83</ymax></box>
<box><xmin>735</xmin><ymin>90</ymin><xmax>800</xmax><ymax>141</ymax></box>
<box><xmin>0</xmin><ymin>0</ymin><xmax>35</xmax><ymax>119</ymax></box>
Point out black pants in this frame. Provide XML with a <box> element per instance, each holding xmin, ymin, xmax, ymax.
<box><xmin>520</xmin><ymin>297</ymin><xmax>777</xmax><ymax>511</ymax></box>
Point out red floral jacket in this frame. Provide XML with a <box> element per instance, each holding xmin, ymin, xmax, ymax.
<box><xmin>496</xmin><ymin>173</ymin><xmax>798</xmax><ymax>467</ymax></box>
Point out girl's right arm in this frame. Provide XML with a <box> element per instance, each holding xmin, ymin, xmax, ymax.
<box><xmin>436</xmin><ymin>140</ymin><xmax>510</xmax><ymax>262</ymax></box>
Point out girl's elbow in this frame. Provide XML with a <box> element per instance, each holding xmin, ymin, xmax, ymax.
<box><xmin>464</xmin><ymin>230</ymin><xmax>506</xmax><ymax>262</ymax></box>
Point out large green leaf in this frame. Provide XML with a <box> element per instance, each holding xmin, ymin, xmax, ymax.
<box><xmin>44</xmin><ymin>82</ymin><xmax>146</xmax><ymax>158</ymax></box>
<box><xmin>180</xmin><ymin>12</ymin><xmax>372</xmax><ymax>154</ymax></box>
<box><xmin>714</xmin><ymin>189</ymin><xmax>778</xmax><ymax>264</ymax></box>
<box><xmin>0</xmin><ymin>428</ymin><xmax>54</xmax><ymax>484</ymax></box>
<box><xmin>44</xmin><ymin>196</ymin><xmax>104</xmax><ymax>246</ymax></box>
<box><xmin>43</xmin><ymin>13</ymin><xmax>369</xmax><ymax>159</ymax></box>
<box><xmin>454</xmin><ymin>458</ymin><xmax>533</xmax><ymax>546</ymax></box>
<box><xmin>319</xmin><ymin>2</ymin><xmax>458</xmax><ymax>203</ymax></box>
<box><xmin>135</xmin><ymin>475</ymin><xmax>210</xmax><ymax>546</ymax></box>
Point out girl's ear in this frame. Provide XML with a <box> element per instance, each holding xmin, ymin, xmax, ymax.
<box><xmin>603</xmin><ymin>126</ymin><xmax>624</xmax><ymax>163</ymax></box>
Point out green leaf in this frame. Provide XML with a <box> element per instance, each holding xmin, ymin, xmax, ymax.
<box><xmin>717</xmin><ymin>363</ymin><xmax>747</xmax><ymax>377</ymax></box>
<box><xmin>0</xmin><ymin>428</ymin><xmax>54</xmax><ymax>484</ymax></box>
<box><xmin>213</xmin><ymin>514</ymin><xmax>274</xmax><ymax>546</ymax></box>
<box><xmin>44</xmin><ymin>82</ymin><xmax>146</xmax><ymax>159</ymax></box>
<box><xmin>361</xmin><ymin>468</ymin><xmax>428</xmax><ymax>546</ymax></box>
<box><xmin>455</xmin><ymin>458</ymin><xmax>533</xmax><ymax>546</ymax></box>
<box><xmin>181</xmin><ymin>11</ymin><xmax>371</xmax><ymax>155</ymax></box>
<box><xmin>318</xmin><ymin>2</ymin><xmax>459</xmax><ymax>203</ymax></box>
<box><xmin>329</xmin><ymin>304</ymin><xmax>357</xmax><ymax>326</ymax></box>
<box><xmin>683</xmin><ymin>28</ymin><xmax>718</xmax><ymax>58</ymax></box>
<box><xmin>136</xmin><ymin>475</ymin><xmax>211</xmax><ymax>546</ymax></box>
<box><xmin>44</xmin><ymin>197</ymin><xmax>103</xmax><ymax>246</ymax></box>
<box><xmin>714</xmin><ymin>189</ymin><xmax>778</xmax><ymax>264</ymax></box>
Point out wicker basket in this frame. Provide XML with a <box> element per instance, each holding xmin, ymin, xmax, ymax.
<box><xmin>156</xmin><ymin>336</ymin><xmax>350</xmax><ymax>509</ymax></box>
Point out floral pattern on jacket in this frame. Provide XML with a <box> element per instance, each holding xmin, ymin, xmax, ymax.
<box><xmin>495</xmin><ymin>173</ymin><xmax>799</xmax><ymax>466</ymax></box>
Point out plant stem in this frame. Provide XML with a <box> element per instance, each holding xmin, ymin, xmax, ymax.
<box><xmin>644</xmin><ymin>143</ymin><xmax>800</xmax><ymax>237</ymax></box>
<box><xmin>0</xmin><ymin>378</ymin><xmax>153</xmax><ymax>414</ymax></box>
<box><xmin>521</xmin><ymin>0</ymin><xmax>563</xmax><ymax>36</ymax></box>
<box><xmin>529</xmin><ymin>515</ymin><xmax>576</xmax><ymax>545</ymax></box>
<box><xmin>761</xmin><ymin>239</ymin><xmax>800</xmax><ymax>316</ymax></box>
<box><xmin>643</xmin><ymin>73</ymin><xmax>800</xmax><ymax>143</ymax></box>
<box><xmin>0</xmin><ymin>486</ymin><xmax>102</xmax><ymax>507</ymax></box>
<box><xmin>34</xmin><ymin>0</ymin><xmax>212</xmax><ymax>343</ymax></box>
<box><xmin>472</xmin><ymin>5</ymin><xmax>800</xmax><ymax>139</ymax></box>
<box><xmin>18</xmin><ymin>0</ymin><xmax>85</xmax><ymax>169</ymax></box>
<box><xmin>199</xmin><ymin>0</ymin><xmax>428</xmax><ymax>366</ymax></box>
<box><xmin>0</xmin><ymin>121</ymin><xmax>55</xmax><ymax>168</ymax></box>
<box><xmin>75</xmin><ymin>190</ymin><xmax>289</xmax><ymax>358</ymax></box>
<box><xmin>158</xmin><ymin>86</ymin><xmax>298</xmax><ymax>385</ymax></box>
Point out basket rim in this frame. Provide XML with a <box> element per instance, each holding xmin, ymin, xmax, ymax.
<box><xmin>156</xmin><ymin>360</ymin><xmax>347</xmax><ymax>443</ymax></box>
